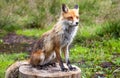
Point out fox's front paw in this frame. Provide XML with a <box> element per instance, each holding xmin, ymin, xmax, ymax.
<box><xmin>61</xmin><ymin>67</ymin><xmax>68</xmax><ymax>72</ymax></box>
<box><xmin>69</xmin><ymin>66</ymin><xmax>76</xmax><ymax>71</ymax></box>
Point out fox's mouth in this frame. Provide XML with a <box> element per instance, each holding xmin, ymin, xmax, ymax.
<box><xmin>69</xmin><ymin>22</ymin><xmax>79</xmax><ymax>27</ymax></box>
<box><xmin>69</xmin><ymin>25</ymin><xmax>78</xmax><ymax>27</ymax></box>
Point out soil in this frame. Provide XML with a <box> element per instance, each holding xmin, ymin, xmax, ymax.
<box><xmin>0</xmin><ymin>32</ymin><xmax>36</xmax><ymax>53</ymax></box>
<box><xmin>100</xmin><ymin>62</ymin><xmax>113</xmax><ymax>68</ymax></box>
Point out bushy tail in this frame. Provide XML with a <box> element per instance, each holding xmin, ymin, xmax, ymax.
<box><xmin>5</xmin><ymin>60</ymin><xmax>29</xmax><ymax>78</ymax></box>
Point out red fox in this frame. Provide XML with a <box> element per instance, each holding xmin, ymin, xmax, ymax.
<box><xmin>5</xmin><ymin>4</ymin><xmax>79</xmax><ymax>78</ymax></box>
<box><xmin>30</xmin><ymin>4</ymin><xmax>79</xmax><ymax>71</ymax></box>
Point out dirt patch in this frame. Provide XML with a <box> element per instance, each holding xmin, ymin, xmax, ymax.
<box><xmin>92</xmin><ymin>72</ymin><xmax>106</xmax><ymax>78</ymax></box>
<box><xmin>0</xmin><ymin>32</ymin><xmax>37</xmax><ymax>53</ymax></box>
<box><xmin>3</xmin><ymin>32</ymin><xmax>36</xmax><ymax>44</ymax></box>
<box><xmin>100</xmin><ymin>62</ymin><xmax>113</xmax><ymax>68</ymax></box>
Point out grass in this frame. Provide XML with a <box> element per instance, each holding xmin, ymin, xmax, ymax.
<box><xmin>70</xmin><ymin>38</ymin><xmax>120</xmax><ymax>78</ymax></box>
<box><xmin>0</xmin><ymin>53</ymin><xmax>28</xmax><ymax>78</ymax></box>
<box><xmin>16</xmin><ymin>26</ymin><xmax>52</xmax><ymax>37</ymax></box>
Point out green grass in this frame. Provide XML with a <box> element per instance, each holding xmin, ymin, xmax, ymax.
<box><xmin>16</xmin><ymin>26</ymin><xmax>52</xmax><ymax>37</ymax></box>
<box><xmin>70</xmin><ymin>38</ymin><xmax>120</xmax><ymax>78</ymax></box>
<box><xmin>0</xmin><ymin>53</ymin><xmax>28</xmax><ymax>78</ymax></box>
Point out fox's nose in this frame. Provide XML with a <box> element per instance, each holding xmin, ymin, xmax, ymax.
<box><xmin>76</xmin><ymin>22</ymin><xmax>79</xmax><ymax>25</ymax></box>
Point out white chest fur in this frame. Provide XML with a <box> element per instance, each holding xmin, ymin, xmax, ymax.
<box><xmin>61</xmin><ymin>25</ymin><xmax>78</xmax><ymax>46</ymax></box>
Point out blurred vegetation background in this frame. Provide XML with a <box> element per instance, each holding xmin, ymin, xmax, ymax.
<box><xmin>0</xmin><ymin>0</ymin><xmax>120</xmax><ymax>33</ymax></box>
<box><xmin>0</xmin><ymin>0</ymin><xmax>120</xmax><ymax>78</ymax></box>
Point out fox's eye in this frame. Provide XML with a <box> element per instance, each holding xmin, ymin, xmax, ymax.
<box><xmin>76</xmin><ymin>16</ymin><xmax>79</xmax><ymax>19</ymax></box>
<box><xmin>67</xmin><ymin>17</ymin><xmax>73</xmax><ymax>20</ymax></box>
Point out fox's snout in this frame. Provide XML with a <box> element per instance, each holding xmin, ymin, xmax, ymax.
<box><xmin>68</xmin><ymin>17</ymin><xmax>79</xmax><ymax>26</ymax></box>
<box><xmin>74</xmin><ymin>21</ymin><xmax>79</xmax><ymax>26</ymax></box>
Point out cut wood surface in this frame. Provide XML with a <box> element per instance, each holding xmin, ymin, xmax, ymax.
<box><xmin>19</xmin><ymin>63</ymin><xmax>81</xmax><ymax>78</ymax></box>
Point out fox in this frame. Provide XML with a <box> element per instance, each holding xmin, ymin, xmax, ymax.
<box><xmin>30</xmin><ymin>4</ymin><xmax>79</xmax><ymax>71</ymax></box>
<box><xmin>5</xmin><ymin>4</ymin><xmax>79</xmax><ymax>78</ymax></box>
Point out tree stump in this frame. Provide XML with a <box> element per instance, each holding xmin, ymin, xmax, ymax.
<box><xmin>19</xmin><ymin>63</ymin><xmax>81</xmax><ymax>78</ymax></box>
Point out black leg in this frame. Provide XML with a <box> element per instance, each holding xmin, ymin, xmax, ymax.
<box><xmin>59</xmin><ymin>59</ymin><xmax>68</xmax><ymax>71</ymax></box>
<box><xmin>55</xmin><ymin>47</ymin><xmax>68</xmax><ymax>72</ymax></box>
<box><xmin>62</xmin><ymin>46</ymin><xmax>76</xmax><ymax>71</ymax></box>
<box><xmin>67</xmin><ymin>60</ymin><xmax>76</xmax><ymax>71</ymax></box>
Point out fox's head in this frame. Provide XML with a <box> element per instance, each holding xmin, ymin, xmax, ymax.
<box><xmin>61</xmin><ymin>4</ymin><xmax>79</xmax><ymax>27</ymax></box>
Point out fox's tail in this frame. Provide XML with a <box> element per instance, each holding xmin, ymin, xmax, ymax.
<box><xmin>5</xmin><ymin>60</ymin><xmax>29</xmax><ymax>78</ymax></box>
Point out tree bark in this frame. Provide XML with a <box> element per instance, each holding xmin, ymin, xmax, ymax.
<box><xmin>19</xmin><ymin>63</ymin><xmax>81</xmax><ymax>78</ymax></box>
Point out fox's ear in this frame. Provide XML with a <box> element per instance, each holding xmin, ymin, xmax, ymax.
<box><xmin>62</xmin><ymin>4</ymin><xmax>69</xmax><ymax>13</ymax></box>
<box><xmin>74</xmin><ymin>5</ymin><xmax>79</xmax><ymax>9</ymax></box>
<box><xmin>74</xmin><ymin>4</ymin><xmax>79</xmax><ymax>12</ymax></box>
